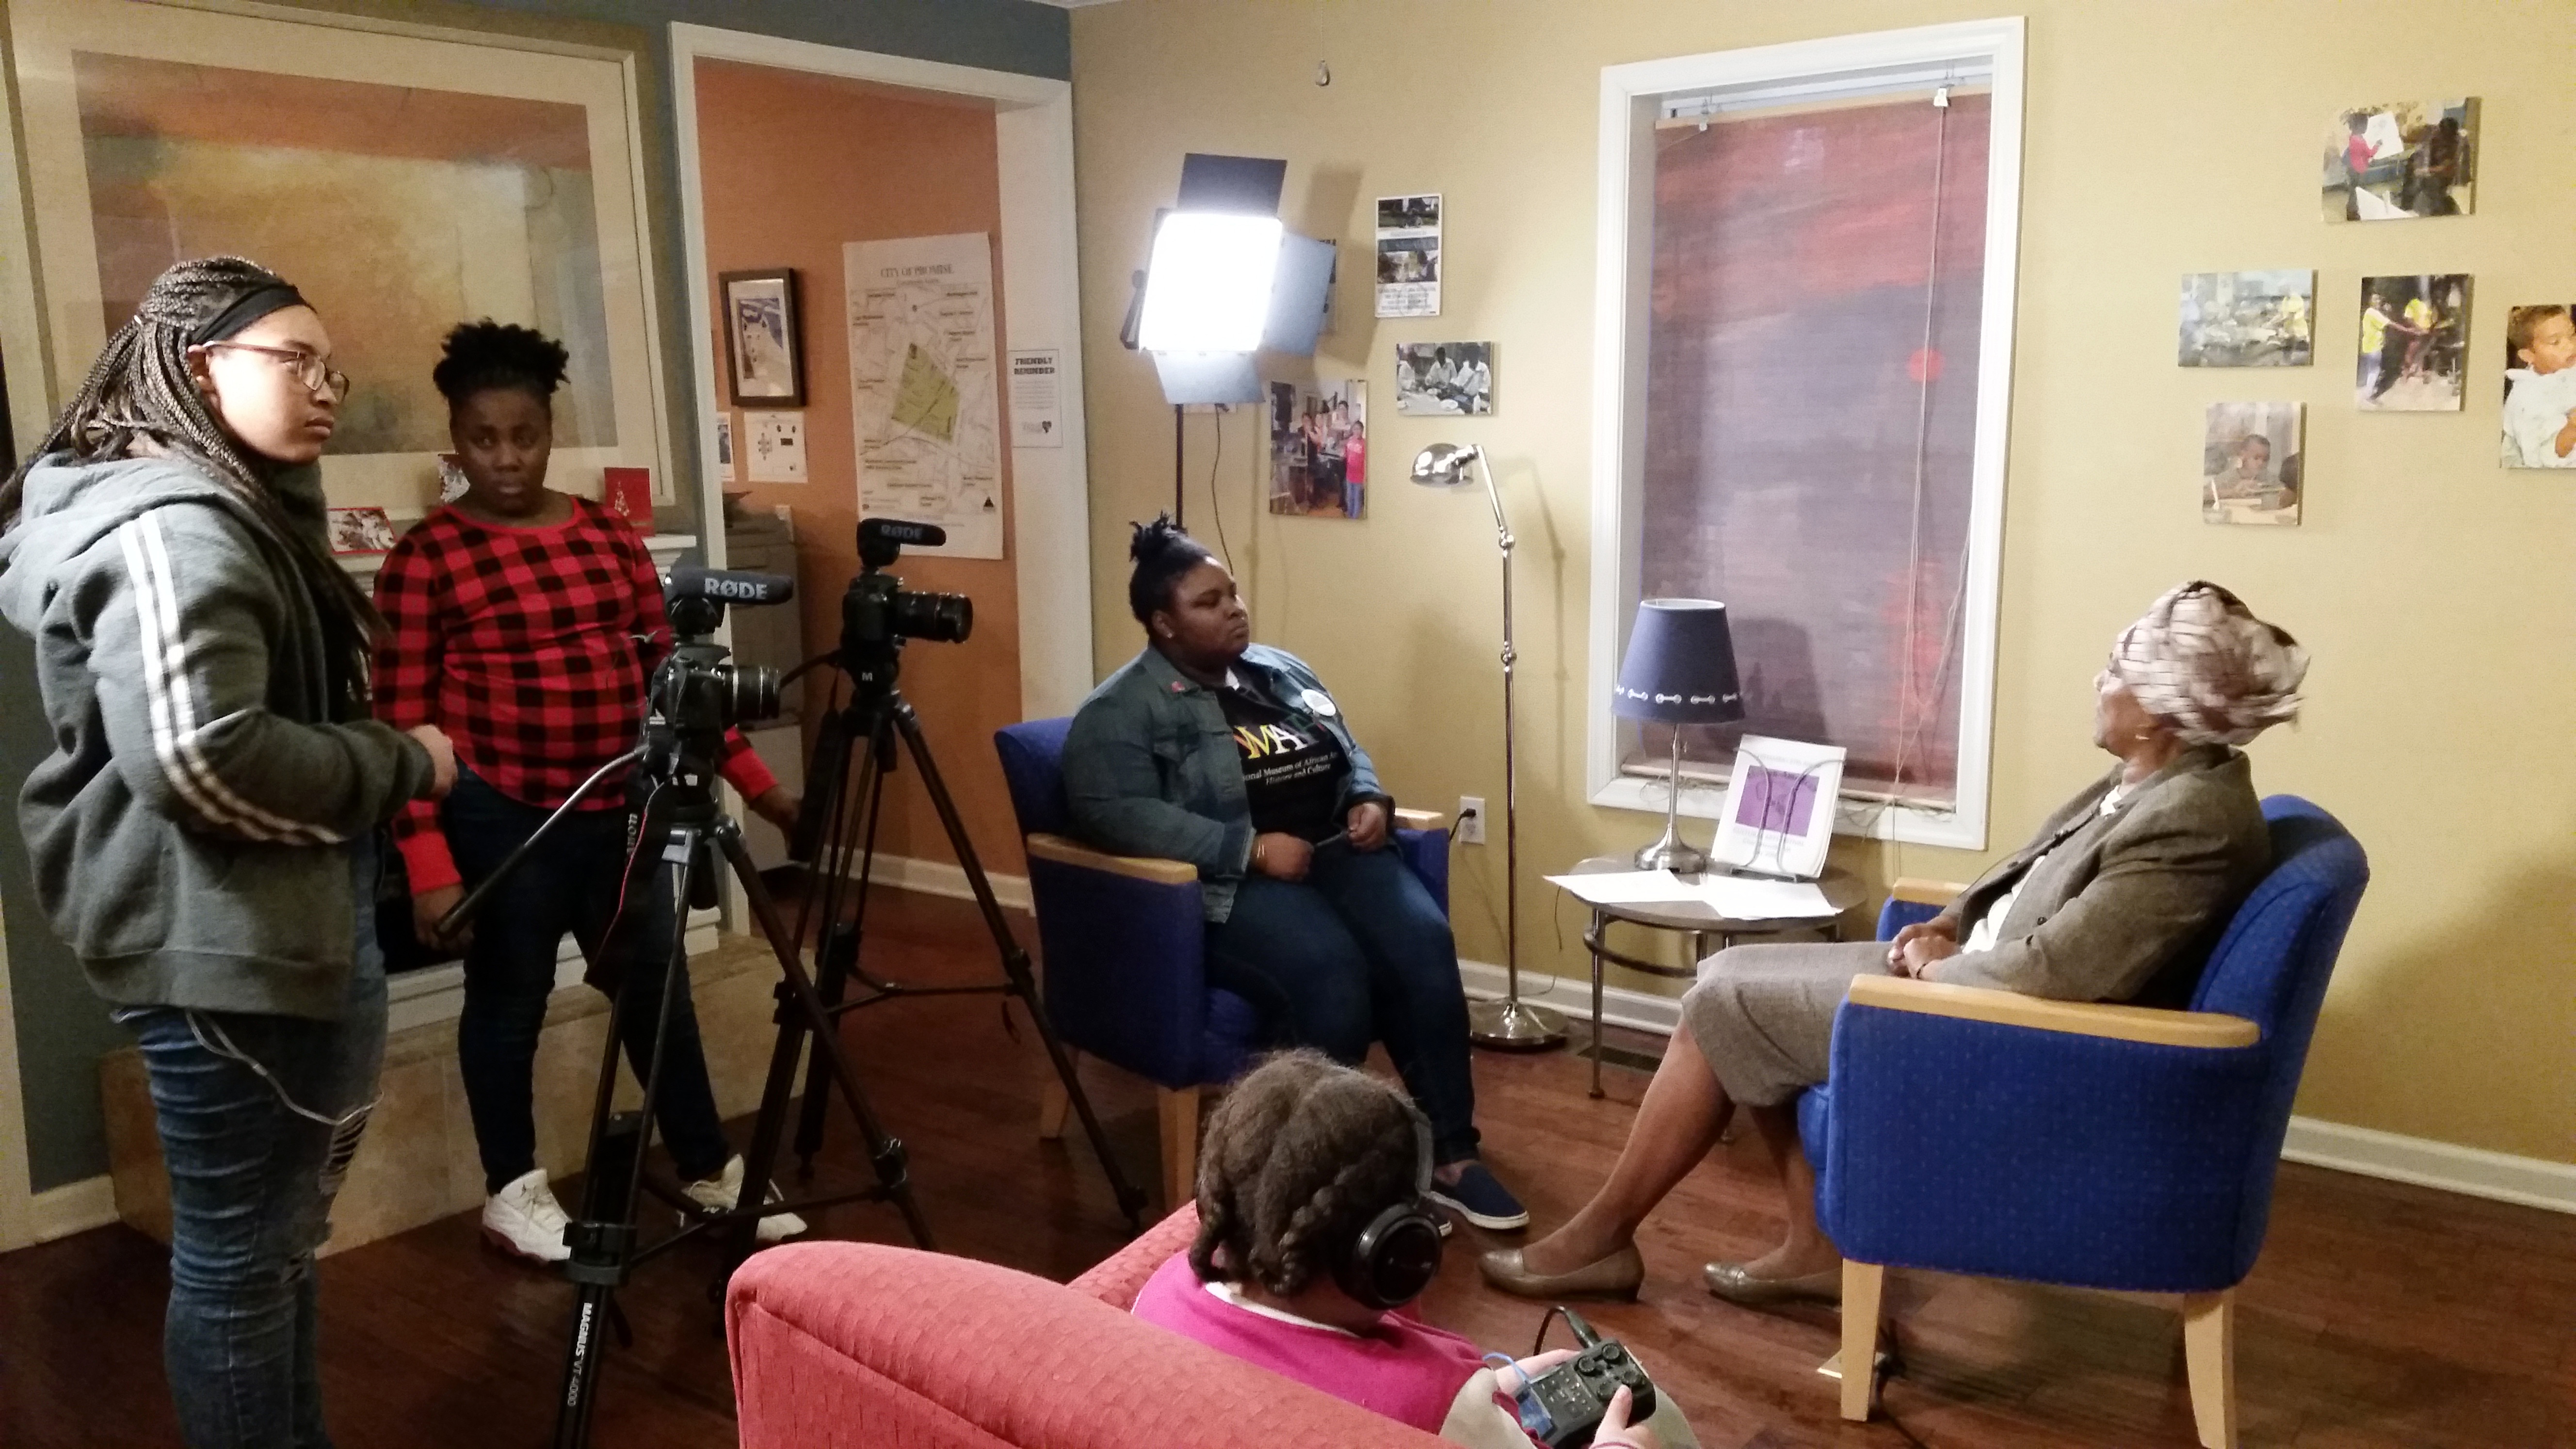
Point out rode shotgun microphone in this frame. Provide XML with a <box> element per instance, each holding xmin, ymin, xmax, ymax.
<box><xmin>667</xmin><ymin>564</ymin><xmax>795</xmax><ymax>607</ymax></box>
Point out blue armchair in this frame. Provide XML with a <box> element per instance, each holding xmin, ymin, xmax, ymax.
<box><xmin>994</xmin><ymin>717</ymin><xmax>1451</xmax><ymax>1208</ymax></box>
<box><xmin>1812</xmin><ymin>796</ymin><xmax>2368</xmax><ymax>1448</ymax></box>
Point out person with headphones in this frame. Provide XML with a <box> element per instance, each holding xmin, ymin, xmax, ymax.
<box><xmin>1131</xmin><ymin>1051</ymin><xmax>1693</xmax><ymax>1449</ymax></box>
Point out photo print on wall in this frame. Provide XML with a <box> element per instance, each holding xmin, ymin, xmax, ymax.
<box><xmin>2323</xmin><ymin>97</ymin><xmax>2477</xmax><ymax>222</ymax></box>
<box><xmin>1267</xmin><ymin>379</ymin><xmax>1368</xmax><ymax>518</ymax></box>
<box><xmin>2501</xmin><ymin>304</ymin><xmax>2576</xmax><ymax>469</ymax></box>
<box><xmin>2203</xmin><ymin>402</ymin><xmax>2303</xmax><ymax>528</ymax></box>
<box><xmin>2178</xmin><ymin>271</ymin><xmax>2313</xmax><ymax>367</ymax></box>
<box><xmin>1394</xmin><ymin>341</ymin><xmax>1492</xmax><ymax>416</ymax></box>
<box><xmin>1374</xmin><ymin>193</ymin><xmax>1441</xmax><ymax>318</ymax></box>
<box><xmin>2357</xmin><ymin>274</ymin><xmax>2469</xmax><ymax>412</ymax></box>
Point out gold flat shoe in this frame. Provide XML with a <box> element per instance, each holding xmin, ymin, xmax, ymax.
<box><xmin>1477</xmin><ymin>1243</ymin><xmax>1644</xmax><ymax>1301</ymax></box>
<box><xmin>1703</xmin><ymin>1259</ymin><xmax>1843</xmax><ymax>1306</ymax></box>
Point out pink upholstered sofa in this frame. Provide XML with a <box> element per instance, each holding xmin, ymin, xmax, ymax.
<box><xmin>726</xmin><ymin>1206</ymin><xmax>1443</xmax><ymax>1448</ymax></box>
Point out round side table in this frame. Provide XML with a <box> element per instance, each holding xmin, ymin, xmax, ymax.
<box><xmin>1557</xmin><ymin>855</ymin><xmax>1867</xmax><ymax>1098</ymax></box>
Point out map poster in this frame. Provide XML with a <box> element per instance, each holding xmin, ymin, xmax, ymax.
<box><xmin>845</xmin><ymin>232</ymin><xmax>1005</xmax><ymax>559</ymax></box>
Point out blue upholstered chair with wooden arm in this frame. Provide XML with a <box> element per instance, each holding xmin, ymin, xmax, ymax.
<box><xmin>993</xmin><ymin>717</ymin><xmax>1451</xmax><ymax>1208</ymax></box>
<box><xmin>1812</xmin><ymin>796</ymin><xmax>2368</xmax><ymax>1449</ymax></box>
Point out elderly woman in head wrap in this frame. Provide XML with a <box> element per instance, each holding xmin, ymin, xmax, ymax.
<box><xmin>1481</xmin><ymin>582</ymin><xmax>2309</xmax><ymax>1305</ymax></box>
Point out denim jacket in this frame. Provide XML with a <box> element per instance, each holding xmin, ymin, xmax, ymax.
<box><xmin>1063</xmin><ymin>644</ymin><xmax>1387</xmax><ymax>923</ymax></box>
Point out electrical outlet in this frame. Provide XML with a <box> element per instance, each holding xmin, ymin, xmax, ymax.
<box><xmin>1457</xmin><ymin>796</ymin><xmax>1486</xmax><ymax>845</ymax></box>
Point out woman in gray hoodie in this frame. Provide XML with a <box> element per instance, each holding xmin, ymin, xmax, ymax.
<box><xmin>0</xmin><ymin>257</ymin><xmax>453</xmax><ymax>1449</ymax></box>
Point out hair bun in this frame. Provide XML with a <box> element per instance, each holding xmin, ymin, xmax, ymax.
<box><xmin>1129</xmin><ymin>512</ymin><xmax>1189</xmax><ymax>564</ymax></box>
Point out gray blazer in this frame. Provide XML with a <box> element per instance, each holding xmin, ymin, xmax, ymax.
<box><xmin>1927</xmin><ymin>745</ymin><xmax>2270</xmax><ymax>1005</ymax></box>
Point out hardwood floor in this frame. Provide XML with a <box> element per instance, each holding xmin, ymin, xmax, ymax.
<box><xmin>5</xmin><ymin>886</ymin><xmax>2568</xmax><ymax>1447</ymax></box>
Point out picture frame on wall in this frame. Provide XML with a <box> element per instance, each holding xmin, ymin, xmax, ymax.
<box><xmin>7</xmin><ymin>0</ymin><xmax>677</xmax><ymax>512</ymax></box>
<box><xmin>721</xmin><ymin>268</ymin><xmax>805</xmax><ymax>407</ymax></box>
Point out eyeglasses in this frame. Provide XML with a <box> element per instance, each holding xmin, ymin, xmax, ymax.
<box><xmin>197</xmin><ymin>341</ymin><xmax>351</xmax><ymax>402</ymax></box>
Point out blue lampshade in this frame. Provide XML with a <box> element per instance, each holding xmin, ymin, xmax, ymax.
<box><xmin>1612</xmin><ymin>598</ymin><xmax>1745</xmax><ymax>724</ymax></box>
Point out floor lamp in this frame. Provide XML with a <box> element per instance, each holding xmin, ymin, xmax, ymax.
<box><xmin>1410</xmin><ymin>443</ymin><xmax>1566</xmax><ymax>1050</ymax></box>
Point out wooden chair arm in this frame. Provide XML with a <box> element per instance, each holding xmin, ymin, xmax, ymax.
<box><xmin>1888</xmin><ymin>876</ymin><xmax>1968</xmax><ymax>908</ymax></box>
<box><xmin>1024</xmin><ymin>833</ymin><xmax>1199</xmax><ymax>886</ymax></box>
<box><xmin>1393</xmin><ymin>807</ymin><xmax>1447</xmax><ymax>834</ymax></box>
<box><xmin>1845</xmin><ymin>974</ymin><xmax>2260</xmax><ymax>1049</ymax></box>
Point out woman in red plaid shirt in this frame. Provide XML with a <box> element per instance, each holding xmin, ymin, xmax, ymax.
<box><xmin>374</xmin><ymin>322</ymin><xmax>804</xmax><ymax>1262</ymax></box>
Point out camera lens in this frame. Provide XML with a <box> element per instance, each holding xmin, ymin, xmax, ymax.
<box><xmin>723</xmin><ymin>663</ymin><xmax>782</xmax><ymax>725</ymax></box>
<box><xmin>890</xmin><ymin>589</ymin><xmax>973</xmax><ymax>645</ymax></box>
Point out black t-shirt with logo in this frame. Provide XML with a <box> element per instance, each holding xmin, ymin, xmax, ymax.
<box><xmin>1219</xmin><ymin>676</ymin><xmax>1351</xmax><ymax>843</ymax></box>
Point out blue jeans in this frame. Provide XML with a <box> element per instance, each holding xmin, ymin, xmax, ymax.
<box><xmin>1205</xmin><ymin>842</ymin><xmax>1481</xmax><ymax>1161</ymax></box>
<box><xmin>115</xmin><ymin>839</ymin><xmax>386</xmax><ymax>1449</ymax></box>
<box><xmin>442</xmin><ymin>770</ymin><xmax>731</xmax><ymax>1192</ymax></box>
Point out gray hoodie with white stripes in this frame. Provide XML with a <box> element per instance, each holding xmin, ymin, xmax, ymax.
<box><xmin>0</xmin><ymin>452</ymin><xmax>435</xmax><ymax>1019</ymax></box>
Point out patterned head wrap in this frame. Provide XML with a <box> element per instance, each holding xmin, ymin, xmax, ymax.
<box><xmin>2110</xmin><ymin>581</ymin><xmax>2308</xmax><ymax>747</ymax></box>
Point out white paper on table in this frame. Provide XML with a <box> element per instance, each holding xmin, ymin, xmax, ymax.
<box><xmin>1696</xmin><ymin>874</ymin><xmax>1840</xmax><ymax>920</ymax></box>
<box><xmin>1543</xmin><ymin>870</ymin><xmax>1704</xmax><ymax>907</ymax></box>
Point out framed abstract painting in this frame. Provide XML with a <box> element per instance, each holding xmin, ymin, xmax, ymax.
<box><xmin>4</xmin><ymin>0</ymin><xmax>675</xmax><ymax>508</ymax></box>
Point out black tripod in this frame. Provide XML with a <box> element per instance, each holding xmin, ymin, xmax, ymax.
<box><xmin>785</xmin><ymin>628</ymin><xmax>1147</xmax><ymax>1230</ymax></box>
<box><xmin>440</xmin><ymin>589</ymin><xmax>932</xmax><ymax>1449</ymax></box>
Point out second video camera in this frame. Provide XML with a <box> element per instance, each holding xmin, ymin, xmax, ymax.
<box><xmin>843</xmin><ymin>517</ymin><xmax>972</xmax><ymax>656</ymax></box>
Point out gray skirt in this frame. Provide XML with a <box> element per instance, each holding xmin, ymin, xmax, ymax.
<box><xmin>1678</xmin><ymin>939</ymin><xmax>1892</xmax><ymax>1107</ymax></box>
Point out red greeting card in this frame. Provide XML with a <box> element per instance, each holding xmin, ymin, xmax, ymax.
<box><xmin>602</xmin><ymin>467</ymin><xmax>654</xmax><ymax>530</ymax></box>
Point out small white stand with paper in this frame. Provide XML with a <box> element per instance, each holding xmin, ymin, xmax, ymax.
<box><xmin>1708</xmin><ymin>736</ymin><xmax>1847</xmax><ymax>881</ymax></box>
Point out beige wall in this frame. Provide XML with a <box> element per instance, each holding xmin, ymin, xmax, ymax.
<box><xmin>1066</xmin><ymin>0</ymin><xmax>2576</xmax><ymax>1164</ymax></box>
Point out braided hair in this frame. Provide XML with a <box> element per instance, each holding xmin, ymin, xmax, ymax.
<box><xmin>1127</xmin><ymin>512</ymin><xmax>1219</xmax><ymax>627</ymax></box>
<box><xmin>431</xmin><ymin>320</ymin><xmax>570</xmax><ymax>408</ymax></box>
<box><xmin>1188</xmin><ymin>1050</ymin><xmax>1426</xmax><ymax>1297</ymax></box>
<box><xmin>0</xmin><ymin>256</ymin><xmax>379</xmax><ymax>694</ymax></box>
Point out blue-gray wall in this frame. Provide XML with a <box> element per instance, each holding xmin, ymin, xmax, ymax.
<box><xmin>4</xmin><ymin>0</ymin><xmax>1071</xmax><ymax>1193</ymax></box>
<box><xmin>466</xmin><ymin>0</ymin><xmax>1072</xmax><ymax>80</ymax></box>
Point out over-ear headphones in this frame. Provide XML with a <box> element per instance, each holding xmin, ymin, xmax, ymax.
<box><xmin>1333</xmin><ymin>1105</ymin><xmax>1445</xmax><ymax>1311</ymax></box>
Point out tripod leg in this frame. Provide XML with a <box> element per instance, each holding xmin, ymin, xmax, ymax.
<box><xmin>795</xmin><ymin>719</ymin><xmax>891</xmax><ymax>1172</ymax></box>
<box><xmin>720</xmin><ymin>823</ymin><xmax>934</xmax><ymax>1259</ymax></box>
<box><xmin>556</xmin><ymin>809</ymin><xmax>698</xmax><ymax>1449</ymax></box>
<box><xmin>891</xmin><ymin>701</ymin><xmax>1148</xmax><ymax>1230</ymax></box>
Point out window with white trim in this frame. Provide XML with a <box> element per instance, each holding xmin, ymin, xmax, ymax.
<box><xmin>1587</xmin><ymin>20</ymin><xmax>2025</xmax><ymax>851</ymax></box>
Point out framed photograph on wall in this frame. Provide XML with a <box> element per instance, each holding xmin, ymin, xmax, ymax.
<box><xmin>1709</xmin><ymin>735</ymin><xmax>1846</xmax><ymax>880</ymax></box>
<box><xmin>6</xmin><ymin>0</ymin><xmax>677</xmax><ymax>511</ymax></box>
<box><xmin>721</xmin><ymin>269</ymin><xmax>804</xmax><ymax>406</ymax></box>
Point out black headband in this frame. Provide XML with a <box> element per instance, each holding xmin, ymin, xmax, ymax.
<box><xmin>191</xmin><ymin>283</ymin><xmax>308</xmax><ymax>346</ymax></box>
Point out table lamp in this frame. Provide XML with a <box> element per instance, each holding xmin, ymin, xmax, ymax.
<box><xmin>1411</xmin><ymin>441</ymin><xmax>1563</xmax><ymax>1050</ymax></box>
<box><xmin>1613</xmin><ymin>598</ymin><xmax>1745</xmax><ymax>874</ymax></box>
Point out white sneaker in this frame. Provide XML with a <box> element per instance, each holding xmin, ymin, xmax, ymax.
<box><xmin>482</xmin><ymin>1169</ymin><xmax>572</xmax><ymax>1264</ymax></box>
<box><xmin>681</xmin><ymin>1155</ymin><xmax>807</xmax><ymax>1244</ymax></box>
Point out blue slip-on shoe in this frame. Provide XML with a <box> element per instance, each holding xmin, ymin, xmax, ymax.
<box><xmin>1427</xmin><ymin>1160</ymin><xmax>1529</xmax><ymax>1231</ymax></box>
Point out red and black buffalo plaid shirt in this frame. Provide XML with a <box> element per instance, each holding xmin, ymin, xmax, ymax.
<box><xmin>372</xmin><ymin>497</ymin><xmax>778</xmax><ymax>894</ymax></box>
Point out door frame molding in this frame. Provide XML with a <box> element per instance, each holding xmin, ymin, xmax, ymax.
<box><xmin>667</xmin><ymin>22</ymin><xmax>1096</xmax><ymax>721</ymax></box>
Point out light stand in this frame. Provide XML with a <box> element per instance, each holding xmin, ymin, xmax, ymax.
<box><xmin>1411</xmin><ymin>443</ymin><xmax>1565</xmax><ymax>1051</ymax></box>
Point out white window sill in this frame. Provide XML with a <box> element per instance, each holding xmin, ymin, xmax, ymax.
<box><xmin>1589</xmin><ymin>772</ymin><xmax>1982</xmax><ymax>851</ymax></box>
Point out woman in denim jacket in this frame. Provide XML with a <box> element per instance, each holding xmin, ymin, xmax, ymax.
<box><xmin>1063</xmin><ymin>518</ymin><xmax>1525</xmax><ymax>1229</ymax></box>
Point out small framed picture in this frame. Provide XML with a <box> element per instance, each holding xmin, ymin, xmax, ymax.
<box><xmin>2203</xmin><ymin>402</ymin><xmax>2304</xmax><ymax>528</ymax></box>
<box><xmin>721</xmin><ymin>269</ymin><xmax>805</xmax><ymax>407</ymax></box>
<box><xmin>326</xmin><ymin>506</ymin><xmax>397</xmax><ymax>555</ymax></box>
<box><xmin>1709</xmin><ymin>735</ymin><xmax>1846</xmax><ymax>881</ymax></box>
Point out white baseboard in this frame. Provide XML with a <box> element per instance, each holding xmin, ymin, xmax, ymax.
<box><xmin>30</xmin><ymin>1174</ymin><xmax>116</xmax><ymax>1244</ymax></box>
<box><xmin>844</xmin><ymin>853</ymin><xmax>1032</xmax><ymax>914</ymax></box>
<box><xmin>2279</xmin><ymin>1116</ymin><xmax>2576</xmax><ymax>1216</ymax></box>
<box><xmin>1462</xmin><ymin>960</ymin><xmax>2576</xmax><ymax>1218</ymax></box>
